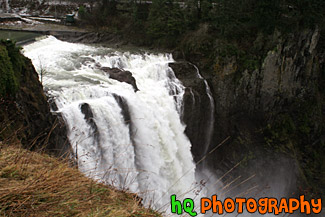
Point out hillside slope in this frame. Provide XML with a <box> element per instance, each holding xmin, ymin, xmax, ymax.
<box><xmin>0</xmin><ymin>144</ymin><xmax>160</xmax><ymax>216</ymax></box>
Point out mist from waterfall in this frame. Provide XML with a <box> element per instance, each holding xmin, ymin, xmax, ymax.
<box><xmin>23</xmin><ymin>36</ymin><xmax>299</xmax><ymax>217</ymax></box>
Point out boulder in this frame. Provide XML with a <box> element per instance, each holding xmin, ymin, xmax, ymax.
<box><xmin>100</xmin><ymin>67</ymin><xmax>139</xmax><ymax>92</ymax></box>
<box><xmin>80</xmin><ymin>103</ymin><xmax>99</xmax><ymax>144</ymax></box>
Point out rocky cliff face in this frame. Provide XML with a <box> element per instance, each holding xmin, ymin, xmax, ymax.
<box><xmin>173</xmin><ymin>29</ymin><xmax>324</xmax><ymax>198</ymax></box>
<box><xmin>213</xmin><ymin>29</ymin><xmax>321</xmax><ymax>117</ymax></box>
<box><xmin>0</xmin><ymin>41</ymin><xmax>69</xmax><ymax>156</ymax></box>
<box><xmin>170</xmin><ymin>61</ymin><xmax>214</xmax><ymax>162</ymax></box>
<box><xmin>210</xmin><ymin>29</ymin><xmax>324</xmax><ymax>195</ymax></box>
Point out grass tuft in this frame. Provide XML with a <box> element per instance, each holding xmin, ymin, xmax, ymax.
<box><xmin>0</xmin><ymin>144</ymin><xmax>160</xmax><ymax>217</ymax></box>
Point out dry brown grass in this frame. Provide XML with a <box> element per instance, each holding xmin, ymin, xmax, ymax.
<box><xmin>0</xmin><ymin>144</ymin><xmax>161</xmax><ymax>217</ymax></box>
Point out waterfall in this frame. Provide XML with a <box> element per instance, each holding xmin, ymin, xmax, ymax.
<box><xmin>191</xmin><ymin>63</ymin><xmax>215</xmax><ymax>155</ymax></box>
<box><xmin>22</xmin><ymin>36</ymin><xmax>294</xmax><ymax>217</ymax></box>
<box><xmin>23</xmin><ymin>36</ymin><xmax>200</xmax><ymax>211</ymax></box>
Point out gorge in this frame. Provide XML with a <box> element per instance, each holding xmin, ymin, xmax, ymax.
<box><xmin>0</xmin><ymin>0</ymin><xmax>324</xmax><ymax>216</ymax></box>
<box><xmin>21</xmin><ymin>35</ymin><xmax>313</xmax><ymax>216</ymax></box>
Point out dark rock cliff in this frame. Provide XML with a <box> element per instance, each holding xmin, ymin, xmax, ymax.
<box><xmin>0</xmin><ymin>40</ymin><xmax>69</xmax><ymax>156</ymax></box>
<box><xmin>170</xmin><ymin>61</ymin><xmax>214</xmax><ymax>162</ymax></box>
<box><xmin>212</xmin><ymin>29</ymin><xmax>324</xmax><ymax>197</ymax></box>
<box><xmin>173</xmin><ymin>29</ymin><xmax>325</xmax><ymax>199</ymax></box>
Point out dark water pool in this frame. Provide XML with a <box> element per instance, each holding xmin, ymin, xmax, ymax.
<box><xmin>0</xmin><ymin>30</ymin><xmax>42</xmax><ymax>45</ymax></box>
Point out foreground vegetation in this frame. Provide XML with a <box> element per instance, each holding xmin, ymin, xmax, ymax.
<box><xmin>0</xmin><ymin>143</ymin><xmax>160</xmax><ymax>216</ymax></box>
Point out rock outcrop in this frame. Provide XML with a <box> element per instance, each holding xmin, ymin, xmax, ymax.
<box><xmin>170</xmin><ymin>61</ymin><xmax>214</xmax><ymax>162</ymax></box>
<box><xmin>100</xmin><ymin>67</ymin><xmax>139</xmax><ymax>92</ymax></box>
<box><xmin>80</xmin><ymin>103</ymin><xmax>100</xmax><ymax>146</ymax></box>
<box><xmin>0</xmin><ymin>40</ymin><xmax>69</xmax><ymax>156</ymax></box>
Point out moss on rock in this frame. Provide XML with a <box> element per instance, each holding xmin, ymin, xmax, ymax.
<box><xmin>0</xmin><ymin>41</ymin><xmax>19</xmax><ymax>98</ymax></box>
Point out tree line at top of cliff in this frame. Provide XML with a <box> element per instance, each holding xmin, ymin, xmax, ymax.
<box><xmin>77</xmin><ymin>0</ymin><xmax>324</xmax><ymax>46</ymax></box>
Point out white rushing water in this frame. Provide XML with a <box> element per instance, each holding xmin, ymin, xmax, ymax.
<box><xmin>23</xmin><ymin>36</ymin><xmax>201</xmax><ymax>211</ymax></box>
<box><xmin>23</xmin><ymin>36</ymin><xmax>296</xmax><ymax>217</ymax></box>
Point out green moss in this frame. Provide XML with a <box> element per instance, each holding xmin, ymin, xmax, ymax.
<box><xmin>0</xmin><ymin>40</ymin><xmax>24</xmax><ymax>98</ymax></box>
<box><xmin>0</xmin><ymin>44</ymin><xmax>18</xmax><ymax>98</ymax></box>
<box><xmin>3</xmin><ymin>40</ymin><xmax>24</xmax><ymax>82</ymax></box>
<box><xmin>239</xmin><ymin>55</ymin><xmax>260</xmax><ymax>71</ymax></box>
<box><xmin>214</xmin><ymin>42</ymin><xmax>261</xmax><ymax>77</ymax></box>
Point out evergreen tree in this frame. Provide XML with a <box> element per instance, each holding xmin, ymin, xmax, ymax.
<box><xmin>147</xmin><ymin>0</ymin><xmax>185</xmax><ymax>39</ymax></box>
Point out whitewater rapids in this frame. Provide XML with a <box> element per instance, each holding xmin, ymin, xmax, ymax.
<box><xmin>23</xmin><ymin>36</ymin><xmax>201</xmax><ymax>212</ymax></box>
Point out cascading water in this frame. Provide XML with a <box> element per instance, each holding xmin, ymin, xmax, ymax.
<box><xmin>22</xmin><ymin>36</ymin><xmax>294</xmax><ymax>217</ymax></box>
<box><xmin>23</xmin><ymin>36</ymin><xmax>201</xmax><ymax>212</ymax></box>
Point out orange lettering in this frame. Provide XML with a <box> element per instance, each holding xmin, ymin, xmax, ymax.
<box><xmin>212</xmin><ymin>195</ymin><xmax>223</xmax><ymax>214</ymax></box>
<box><xmin>289</xmin><ymin>198</ymin><xmax>300</xmax><ymax>213</ymax></box>
<box><xmin>201</xmin><ymin>198</ymin><xmax>212</xmax><ymax>214</ymax></box>
<box><xmin>258</xmin><ymin>198</ymin><xmax>268</xmax><ymax>214</ymax></box>
<box><xmin>246</xmin><ymin>198</ymin><xmax>257</xmax><ymax>213</ymax></box>
<box><xmin>278</xmin><ymin>198</ymin><xmax>289</xmax><ymax>213</ymax></box>
<box><xmin>311</xmin><ymin>198</ymin><xmax>322</xmax><ymax>214</ymax></box>
<box><xmin>235</xmin><ymin>198</ymin><xmax>245</xmax><ymax>213</ymax></box>
<box><xmin>268</xmin><ymin>198</ymin><xmax>279</xmax><ymax>214</ymax></box>
<box><xmin>300</xmin><ymin>195</ymin><xmax>311</xmax><ymax>214</ymax></box>
<box><xmin>224</xmin><ymin>198</ymin><xmax>235</xmax><ymax>213</ymax></box>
